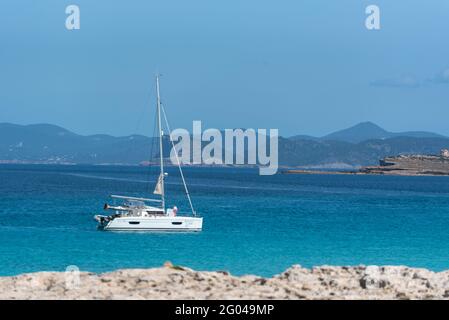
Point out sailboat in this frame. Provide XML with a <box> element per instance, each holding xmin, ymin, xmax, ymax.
<box><xmin>93</xmin><ymin>75</ymin><xmax>203</xmax><ymax>231</ymax></box>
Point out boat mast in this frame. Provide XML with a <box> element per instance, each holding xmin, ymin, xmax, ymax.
<box><xmin>156</xmin><ymin>75</ymin><xmax>165</xmax><ymax>211</ymax></box>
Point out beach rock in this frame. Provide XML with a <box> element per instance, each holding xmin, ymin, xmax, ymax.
<box><xmin>360</xmin><ymin>266</ymin><xmax>389</xmax><ymax>289</ymax></box>
<box><xmin>2</xmin><ymin>265</ymin><xmax>449</xmax><ymax>299</ymax></box>
<box><xmin>361</xmin><ymin>152</ymin><xmax>449</xmax><ymax>176</ymax></box>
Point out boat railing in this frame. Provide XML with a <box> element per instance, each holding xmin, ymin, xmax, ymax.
<box><xmin>111</xmin><ymin>195</ymin><xmax>162</xmax><ymax>203</ymax></box>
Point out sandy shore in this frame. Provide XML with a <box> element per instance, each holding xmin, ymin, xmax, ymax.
<box><xmin>1</xmin><ymin>263</ymin><xmax>449</xmax><ymax>300</ymax></box>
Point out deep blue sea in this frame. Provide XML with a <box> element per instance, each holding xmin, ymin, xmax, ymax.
<box><xmin>1</xmin><ymin>164</ymin><xmax>449</xmax><ymax>277</ymax></box>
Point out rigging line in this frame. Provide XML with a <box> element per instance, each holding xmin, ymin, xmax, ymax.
<box><xmin>160</xmin><ymin>103</ymin><xmax>197</xmax><ymax>217</ymax></box>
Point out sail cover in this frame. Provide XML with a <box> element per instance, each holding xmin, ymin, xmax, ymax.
<box><xmin>153</xmin><ymin>173</ymin><xmax>164</xmax><ymax>195</ymax></box>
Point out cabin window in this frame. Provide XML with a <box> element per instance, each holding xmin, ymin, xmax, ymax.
<box><xmin>172</xmin><ymin>222</ymin><xmax>182</xmax><ymax>225</ymax></box>
<box><xmin>129</xmin><ymin>221</ymin><xmax>140</xmax><ymax>225</ymax></box>
<box><xmin>147</xmin><ymin>211</ymin><xmax>164</xmax><ymax>215</ymax></box>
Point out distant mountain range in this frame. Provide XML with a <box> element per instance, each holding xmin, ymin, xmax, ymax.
<box><xmin>289</xmin><ymin>121</ymin><xmax>446</xmax><ymax>143</ymax></box>
<box><xmin>0</xmin><ymin>123</ymin><xmax>157</xmax><ymax>164</ymax></box>
<box><xmin>1</xmin><ymin>122</ymin><xmax>449</xmax><ymax>168</ymax></box>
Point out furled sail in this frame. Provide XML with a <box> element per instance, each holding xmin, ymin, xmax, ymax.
<box><xmin>153</xmin><ymin>173</ymin><xmax>164</xmax><ymax>195</ymax></box>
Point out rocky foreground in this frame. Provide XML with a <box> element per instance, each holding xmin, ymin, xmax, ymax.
<box><xmin>2</xmin><ymin>263</ymin><xmax>449</xmax><ymax>300</ymax></box>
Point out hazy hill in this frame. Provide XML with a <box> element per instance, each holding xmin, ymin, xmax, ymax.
<box><xmin>290</xmin><ymin>121</ymin><xmax>446</xmax><ymax>144</ymax></box>
<box><xmin>1</xmin><ymin>122</ymin><xmax>449</xmax><ymax>168</ymax></box>
<box><xmin>279</xmin><ymin>136</ymin><xmax>449</xmax><ymax>167</ymax></box>
<box><xmin>0</xmin><ymin>123</ymin><xmax>160</xmax><ymax>164</ymax></box>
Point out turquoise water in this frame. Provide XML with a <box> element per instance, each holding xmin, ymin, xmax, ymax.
<box><xmin>1</xmin><ymin>164</ymin><xmax>449</xmax><ymax>277</ymax></box>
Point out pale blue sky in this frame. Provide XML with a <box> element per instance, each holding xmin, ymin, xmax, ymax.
<box><xmin>1</xmin><ymin>0</ymin><xmax>449</xmax><ymax>137</ymax></box>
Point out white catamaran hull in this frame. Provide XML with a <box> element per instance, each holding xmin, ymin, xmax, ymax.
<box><xmin>102</xmin><ymin>216</ymin><xmax>203</xmax><ymax>231</ymax></box>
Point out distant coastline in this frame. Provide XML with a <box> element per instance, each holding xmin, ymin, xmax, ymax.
<box><xmin>282</xmin><ymin>169</ymin><xmax>449</xmax><ymax>177</ymax></box>
<box><xmin>0</xmin><ymin>160</ymin><xmax>260</xmax><ymax>168</ymax></box>
<box><xmin>4</xmin><ymin>160</ymin><xmax>449</xmax><ymax>177</ymax></box>
<box><xmin>283</xmin><ymin>150</ymin><xmax>449</xmax><ymax>177</ymax></box>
